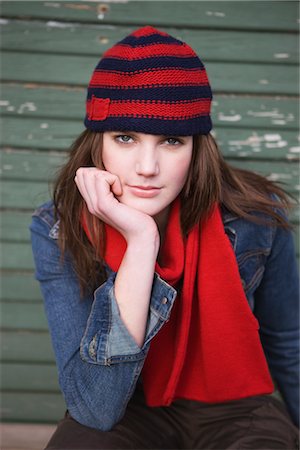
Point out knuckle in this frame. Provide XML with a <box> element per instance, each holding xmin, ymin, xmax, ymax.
<box><xmin>87</xmin><ymin>205</ymin><xmax>96</xmax><ymax>215</ymax></box>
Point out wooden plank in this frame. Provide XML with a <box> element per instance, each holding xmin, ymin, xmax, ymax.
<box><xmin>0</xmin><ymin>180</ymin><xmax>51</xmax><ymax>209</ymax></box>
<box><xmin>1</xmin><ymin>301</ymin><xmax>48</xmax><ymax>331</ymax></box>
<box><xmin>214</xmin><ymin>129</ymin><xmax>300</xmax><ymax>161</ymax></box>
<box><xmin>0</xmin><ymin>210</ymin><xmax>33</xmax><ymax>242</ymax></box>
<box><xmin>225</xmin><ymin>159</ymin><xmax>300</xmax><ymax>195</ymax></box>
<box><xmin>1</xmin><ymin>199</ymin><xmax>299</xmax><ymax>242</ymax></box>
<box><xmin>1</xmin><ymin>21</ymin><xmax>298</xmax><ymax>64</ymax></box>
<box><xmin>1</xmin><ymin>150</ymin><xmax>68</xmax><ymax>181</ymax></box>
<box><xmin>1</xmin><ymin>272</ymin><xmax>42</xmax><ymax>302</ymax></box>
<box><xmin>0</xmin><ymin>116</ymin><xmax>83</xmax><ymax>150</ymax></box>
<box><xmin>1</xmin><ymin>150</ymin><xmax>299</xmax><ymax>187</ymax></box>
<box><xmin>1</xmin><ymin>52</ymin><xmax>298</xmax><ymax>95</ymax></box>
<box><xmin>1</xmin><ymin>1</ymin><xmax>298</xmax><ymax>32</ymax></box>
<box><xmin>1</xmin><ymin>121</ymin><xmax>299</xmax><ymax>160</ymax></box>
<box><xmin>0</xmin><ymin>242</ymin><xmax>35</xmax><ymax>270</ymax></box>
<box><xmin>1</xmin><ymin>161</ymin><xmax>299</xmax><ymax>212</ymax></box>
<box><xmin>1</xmin><ymin>363</ymin><xmax>59</xmax><ymax>391</ymax></box>
<box><xmin>1</xmin><ymin>84</ymin><xmax>299</xmax><ymax>131</ymax></box>
<box><xmin>1</xmin><ymin>392</ymin><xmax>65</xmax><ymax>423</ymax></box>
<box><xmin>1</xmin><ymin>330</ymin><xmax>55</xmax><ymax>363</ymax></box>
<box><xmin>1</xmin><ymin>116</ymin><xmax>83</xmax><ymax>150</ymax></box>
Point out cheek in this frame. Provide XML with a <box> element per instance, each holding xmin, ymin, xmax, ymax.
<box><xmin>172</xmin><ymin>154</ymin><xmax>192</xmax><ymax>185</ymax></box>
<box><xmin>102</xmin><ymin>149</ymin><xmax>122</xmax><ymax>174</ymax></box>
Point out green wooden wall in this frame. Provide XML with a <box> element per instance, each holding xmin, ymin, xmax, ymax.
<box><xmin>0</xmin><ymin>0</ymin><xmax>299</xmax><ymax>424</ymax></box>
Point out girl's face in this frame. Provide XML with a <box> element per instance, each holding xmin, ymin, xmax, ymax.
<box><xmin>102</xmin><ymin>131</ymin><xmax>193</xmax><ymax>227</ymax></box>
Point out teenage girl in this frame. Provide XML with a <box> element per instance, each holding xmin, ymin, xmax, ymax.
<box><xmin>31</xmin><ymin>26</ymin><xmax>299</xmax><ymax>449</ymax></box>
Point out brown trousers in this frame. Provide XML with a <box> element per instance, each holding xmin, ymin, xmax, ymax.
<box><xmin>45</xmin><ymin>386</ymin><xmax>299</xmax><ymax>450</ymax></box>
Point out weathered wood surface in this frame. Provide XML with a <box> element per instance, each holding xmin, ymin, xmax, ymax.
<box><xmin>2</xmin><ymin>85</ymin><xmax>299</xmax><ymax>130</ymax></box>
<box><xmin>2</xmin><ymin>51</ymin><xmax>298</xmax><ymax>94</ymax></box>
<box><xmin>1</xmin><ymin>121</ymin><xmax>299</xmax><ymax>160</ymax></box>
<box><xmin>1</xmin><ymin>330</ymin><xmax>55</xmax><ymax>363</ymax></box>
<box><xmin>1</xmin><ymin>20</ymin><xmax>298</xmax><ymax>64</ymax></box>
<box><xmin>1</xmin><ymin>1</ymin><xmax>298</xmax><ymax>31</ymax></box>
<box><xmin>2</xmin><ymin>392</ymin><xmax>65</xmax><ymax>422</ymax></box>
<box><xmin>1</xmin><ymin>272</ymin><xmax>41</xmax><ymax>301</ymax></box>
<box><xmin>0</xmin><ymin>0</ymin><xmax>299</xmax><ymax>425</ymax></box>
<box><xmin>2</xmin><ymin>363</ymin><xmax>59</xmax><ymax>391</ymax></box>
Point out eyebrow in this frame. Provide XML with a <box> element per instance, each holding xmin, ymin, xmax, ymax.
<box><xmin>111</xmin><ymin>131</ymin><xmax>187</xmax><ymax>139</ymax></box>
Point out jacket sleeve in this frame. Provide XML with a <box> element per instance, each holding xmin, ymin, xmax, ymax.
<box><xmin>253</xmin><ymin>224</ymin><xmax>299</xmax><ymax>427</ymax></box>
<box><xmin>30</xmin><ymin>213</ymin><xmax>176</xmax><ymax>431</ymax></box>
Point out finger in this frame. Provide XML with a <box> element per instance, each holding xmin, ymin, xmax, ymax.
<box><xmin>108</xmin><ymin>174</ymin><xmax>123</xmax><ymax>197</ymax></box>
<box><xmin>75</xmin><ymin>168</ymin><xmax>99</xmax><ymax>215</ymax></box>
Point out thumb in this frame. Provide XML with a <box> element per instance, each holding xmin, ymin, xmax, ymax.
<box><xmin>111</xmin><ymin>175</ymin><xmax>123</xmax><ymax>197</ymax></box>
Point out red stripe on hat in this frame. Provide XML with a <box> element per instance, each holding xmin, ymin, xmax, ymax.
<box><xmin>103</xmin><ymin>43</ymin><xmax>196</xmax><ymax>60</ymax></box>
<box><xmin>89</xmin><ymin>68</ymin><xmax>209</xmax><ymax>88</ymax></box>
<box><xmin>87</xmin><ymin>98</ymin><xmax>211</xmax><ymax>120</ymax></box>
<box><xmin>131</xmin><ymin>26</ymin><xmax>168</xmax><ymax>37</ymax></box>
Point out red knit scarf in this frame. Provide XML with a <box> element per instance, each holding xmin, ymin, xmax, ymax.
<box><xmin>83</xmin><ymin>200</ymin><xmax>274</xmax><ymax>406</ymax></box>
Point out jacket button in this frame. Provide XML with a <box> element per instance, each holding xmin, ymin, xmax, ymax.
<box><xmin>162</xmin><ymin>297</ymin><xmax>168</xmax><ymax>304</ymax></box>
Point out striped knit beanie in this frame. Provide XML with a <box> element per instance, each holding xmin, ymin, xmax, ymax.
<box><xmin>85</xmin><ymin>26</ymin><xmax>212</xmax><ymax>136</ymax></box>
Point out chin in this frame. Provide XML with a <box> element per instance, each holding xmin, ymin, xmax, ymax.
<box><xmin>120</xmin><ymin>196</ymin><xmax>166</xmax><ymax>217</ymax></box>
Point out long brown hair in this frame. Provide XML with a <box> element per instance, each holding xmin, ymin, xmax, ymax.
<box><xmin>53</xmin><ymin>129</ymin><xmax>293</xmax><ymax>292</ymax></box>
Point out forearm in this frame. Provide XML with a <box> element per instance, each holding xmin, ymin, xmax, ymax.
<box><xmin>114</xmin><ymin>231</ymin><xmax>160</xmax><ymax>347</ymax></box>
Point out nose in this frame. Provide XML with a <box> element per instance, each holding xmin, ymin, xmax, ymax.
<box><xmin>135</xmin><ymin>145</ymin><xmax>159</xmax><ymax>177</ymax></box>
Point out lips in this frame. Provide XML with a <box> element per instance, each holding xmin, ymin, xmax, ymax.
<box><xmin>127</xmin><ymin>185</ymin><xmax>161</xmax><ymax>198</ymax></box>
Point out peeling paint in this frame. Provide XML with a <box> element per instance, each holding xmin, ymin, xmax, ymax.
<box><xmin>229</xmin><ymin>135</ymin><xmax>262</xmax><ymax>147</ymax></box>
<box><xmin>0</xmin><ymin>19</ymin><xmax>9</xmax><ymax>25</ymax></box>
<box><xmin>267</xmin><ymin>173</ymin><xmax>292</xmax><ymax>181</ymax></box>
<box><xmin>272</xmin><ymin>120</ymin><xmax>287</xmax><ymax>125</ymax></box>
<box><xmin>289</xmin><ymin>147</ymin><xmax>300</xmax><ymax>153</ymax></box>
<box><xmin>247</xmin><ymin>109</ymin><xmax>295</xmax><ymax>126</ymax></box>
<box><xmin>44</xmin><ymin>2</ymin><xmax>61</xmax><ymax>8</ymax></box>
<box><xmin>206</xmin><ymin>11</ymin><xmax>225</xmax><ymax>17</ymax></box>
<box><xmin>264</xmin><ymin>134</ymin><xmax>282</xmax><ymax>141</ymax></box>
<box><xmin>3</xmin><ymin>164</ymin><xmax>13</xmax><ymax>171</ymax></box>
<box><xmin>0</xmin><ymin>100</ymin><xmax>10</xmax><ymax>107</ymax></box>
<box><xmin>218</xmin><ymin>113</ymin><xmax>241</xmax><ymax>122</ymax></box>
<box><xmin>97</xmin><ymin>3</ymin><xmax>110</xmax><ymax>20</ymax></box>
<box><xmin>227</xmin><ymin>132</ymin><xmax>293</xmax><ymax>152</ymax></box>
<box><xmin>274</xmin><ymin>53</ymin><xmax>290</xmax><ymax>59</ymax></box>
<box><xmin>40</xmin><ymin>123</ymin><xmax>49</xmax><ymax>129</ymax></box>
<box><xmin>65</xmin><ymin>3</ymin><xmax>92</xmax><ymax>11</ymax></box>
<box><xmin>248</xmin><ymin>110</ymin><xmax>282</xmax><ymax>118</ymax></box>
<box><xmin>99</xmin><ymin>36</ymin><xmax>109</xmax><ymax>44</ymax></box>
<box><xmin>46</xmin><ymin>21</ymin><xmax>76</xmax><ymax>29</ymax></box>
<box><xmin>259</xmin><ymin>80</ymin><xmax>269</xmax><ymax>85</ymax></box>
<box><xmin>18</xmin><ymin>102</ymin><xmax>37</xmax><ymax>114</ymax></box>
<box><xmin>265</xmin><ymin>141</ymin><xmax>287</xmax><ymax>149</ymax></box>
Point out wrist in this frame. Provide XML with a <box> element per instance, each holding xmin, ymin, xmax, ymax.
<box><xmin>126</xmin><ymin>228</ymin><xmax>160</xmax><ymax>256</ymax></box>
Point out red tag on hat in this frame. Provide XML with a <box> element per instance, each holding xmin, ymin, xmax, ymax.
<box><xmin>89</xmin><ymin>97</ymin><xmax>110</xmax><ymax>121</ymax></box>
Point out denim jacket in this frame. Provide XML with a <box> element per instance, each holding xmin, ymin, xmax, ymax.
<box><xmin>30</xmin><ymin>200</ymin><xmax>299</xmax><ymax>431</ymax></box>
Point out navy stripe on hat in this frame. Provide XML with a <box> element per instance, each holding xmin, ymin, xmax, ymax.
<box><xmin>85</xmin><ymin>26</ymin><xmax>213</xmax><ymax>136</ymax></box>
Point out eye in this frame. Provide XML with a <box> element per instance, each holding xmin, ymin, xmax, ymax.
<box><xmin>165</xmin><ymin>137</ymin><xmax>183</xmax><ymax>146</ymax></box>
<box><xmin>115</xmin><ymin>134</ymin><xmax>134</xmax><ymax>144</ymax></box>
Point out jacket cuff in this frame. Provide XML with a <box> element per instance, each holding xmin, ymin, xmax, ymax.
<box><xmin>80</xmin><ymin>272</ymin><xmax>176</xmax><ymax>365</ymax></box>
